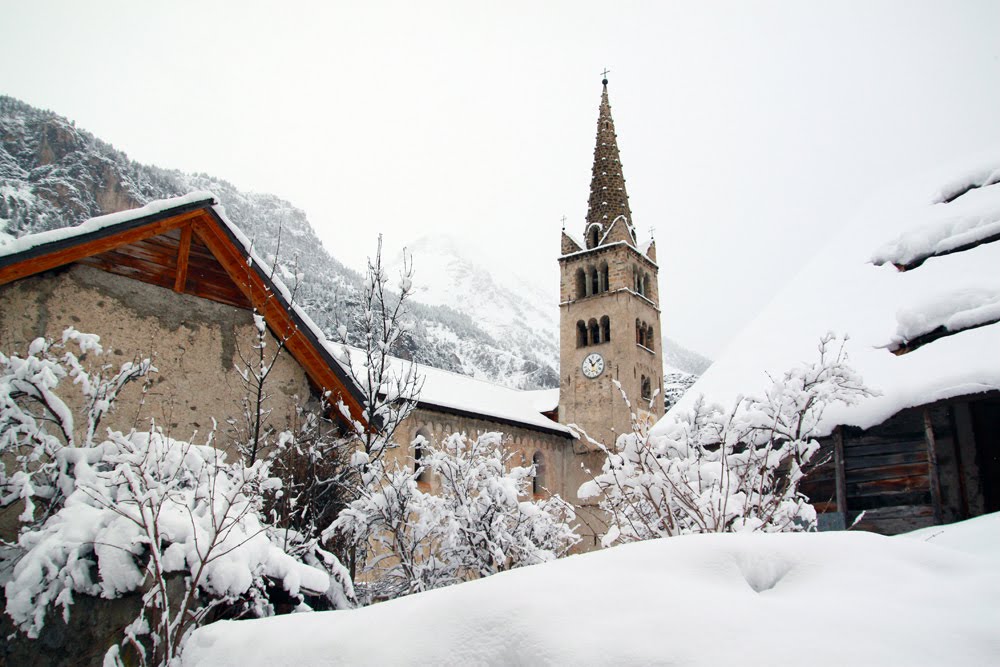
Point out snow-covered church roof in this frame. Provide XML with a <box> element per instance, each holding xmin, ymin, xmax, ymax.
<box><xmin>659</xmin><ymin>158</ymin><xmax>1000</xmax><ymax>437</ymax></box>
<box><xmin>332</xmin><ymin>345</ymin><xmax>569</xmax><ymax>436</ymax></box>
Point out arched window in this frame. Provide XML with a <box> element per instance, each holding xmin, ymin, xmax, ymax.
<box><xmin>587</xmin><ymin>226</ymin><xmax>599</xmax><ymax>248</ymax></box>
<box><xmin>633</xmin><ymin>265</ymin><xmax>642</xmax><ymax>294</ymax></box>
<box><xmin>412</xmin><ymin>430</ymin><xmax>431</xmax><ymax>483</ymax></box>
<box><xmin>575</xmin><ymin>268</ymin><xmax>586</xmax><ymax>299</ymax></box>
<box><xmin>600</xmin><ymin>315</ymin><xmax>611</xmax><ymax>343</ymax></box>
<box><xmin>588</xmin><ymin>318</ymin><xmax>601</xmax><ymax>345</ymax></box>
<box><xmin>641</xmin><ymin>376</ymin><xmax>652</xmax><ymax>401</ymax></box>
<box><xmin>646</xmin><ymin>325</ymin><xmax>654</xmax><ymax>351</ymax></box>
<box><xmin>532</xmin><ymin>451</ymin><xmax>545</xmax><ymax>495</ymax></box>
<box><xmin>635</xmin><ymin>318</ymin><xmax>641</xmax><ymax>344</ymax></box>
<box><xmin>590</xmin><ymin>267</ymin><xmax>600</xmax><ymax>296</ymax></box>
<box><xmin>643</xmin><ymin>274</ymin><xmax>651</xmax><ymax>298</ymax></box>
<box><xmin>601</xmin><ymin>263</ymin><xmax>609</xmax><ymax>292</ymax></box>
<box><xmin>576</xmin><ymin>320</ymin><xmax>587</xmax><ymax>348</ymax></box>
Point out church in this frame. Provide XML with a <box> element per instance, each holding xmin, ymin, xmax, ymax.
<box><xmin>0</xmin><ymin>78</ymin><xmax>662</xmax><ymax>550</ymax></box>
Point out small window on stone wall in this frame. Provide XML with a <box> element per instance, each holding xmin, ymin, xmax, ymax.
<box><xmin>532</xmin><ymin>451</ymin><xmax>545</xmax><ymax>495</ymax></box>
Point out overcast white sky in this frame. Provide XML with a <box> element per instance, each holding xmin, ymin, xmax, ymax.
<box><xmin>3</xmin><ymin>1</ymin><xmax>999</xmax><ymax>357</ymax></box>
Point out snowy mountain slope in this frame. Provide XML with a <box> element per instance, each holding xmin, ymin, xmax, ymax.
<box><xmin>0</xmin><ymin>95</ymin><xmax>555</xmax><ymax>389</ymax></box>
<box><xmin>389</xmin><ymin>235</ymin><xmax>560</xmax><ymax>380</ymax></box>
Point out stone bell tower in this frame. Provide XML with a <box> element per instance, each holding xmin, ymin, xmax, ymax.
<box><xmin>557</xmin><ymin>76</ymin><xmax>664</xmax><ymax>446</ymax></box>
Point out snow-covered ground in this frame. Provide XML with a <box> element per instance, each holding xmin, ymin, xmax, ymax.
<box><xmin>183</xmin><ymin>513</ymin><xmax>1000</xmax><ymax>666</ymax></box>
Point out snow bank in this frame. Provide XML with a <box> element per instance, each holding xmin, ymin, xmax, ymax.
<box><xmin>184</xmin><ymin>513</ymin><xmax>1000</xmax><ymax>666</ymax></box>
<box><xmin>661</xmin><ymin>158</ymin><xmax>1000</xmax><ymax>436</ymax></box>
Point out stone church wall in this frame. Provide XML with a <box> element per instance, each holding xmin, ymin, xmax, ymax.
<box><xmin>391</xmin><ymin>406</ymin><xmax>573</xmax><ymax>499</ymax></box>
<box><xmin>389</xmin><ymin>407</ymin><xmax>609</xmax><ymax>551</ymax></box>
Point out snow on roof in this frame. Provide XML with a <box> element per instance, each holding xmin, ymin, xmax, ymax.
<box><xmin>659</xmin><ymin>158</ymin><xmax>1000</xmax><ymax>437</ymax></box>
<box><xmin>872</xmin><ymin>165</ymin><xmax>1000</xmax><ymax>268</ymax></box>
<box><xmin>183</xmin><ymin>512</ymin><xmax>1000</xmax><ymax>666</ymax></box>
<box><xmin>0</xmin><ymin>191</ymin><xmax>216</xmax><ymax>258</ymax></box>
<box><xmin>523</xmin><ymin>388</ymin><xmax>560</xmax><ymax>413</ymax></box>
<box><xmin>558</xmin><ymin>240</ymin><xmax>659</xmax><ymax>267</ymax></box>
<box><xmin>562</xmin><ymin>228</ymin><xmax>584</xmax><ymax>250</ymax></box>
<box><xmin>331</xmin><ymin>345</ymin><xmax>571</xmax><ymax>436</ymax></box>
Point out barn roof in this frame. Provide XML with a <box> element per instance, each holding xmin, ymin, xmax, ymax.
<box><xmin>0</xmin><ymin>192</ymin><xmax>369</xmax><ymax>427</ymax></box>
<box><xmin>658</xmin><ymin>158</ymin><xmax>1000</xmax><ymax>437</ymax></box>
<box><xmin>0</xmin><ymin>194</ymin><xmax>571</xmax><ymax>439</ymax></box>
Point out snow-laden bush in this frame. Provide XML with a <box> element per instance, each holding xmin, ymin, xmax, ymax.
<box><xmin>5</xmin><ymin>429</ymin><xmax>344</xmax><ymax>666</ymax></box>
<box><xmin>1</xmin><ymin>329</ymin><xmax>354</xmax><ymax>666</ymax></box>
<box><xmin>331</xmin><ymin>432</ymin><xmax>578</xmax><ymax>601</ymax></box>
<box><xmin>0</xmin><ymin>328</ymin><xmax>153</xmax><ymax>524</ymax></box>
<box><xmin>580</xmin><ymin>334</ymin><xmax>874</xmax><ymax>544</ymax></box>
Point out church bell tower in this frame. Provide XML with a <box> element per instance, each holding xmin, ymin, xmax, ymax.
<box><xmin>558</xmin><ymin>76</ymin><xmax>664</xmax><ymax>445</ymax></box>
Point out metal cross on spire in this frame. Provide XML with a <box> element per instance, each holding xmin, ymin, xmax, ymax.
<box><xmin>561</xmin><ymin>215</ymin><xmax>567</xmax><ymax>230</ymax></box>
<box><xmin>601</xmin><ymin>68</ymin><xmax>611</xmax><ymax>83</ymax></box>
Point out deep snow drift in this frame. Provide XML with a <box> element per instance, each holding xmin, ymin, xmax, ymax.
<box><xmin>183</xmin><ymin>513</ymin><xmax>1000</xmax><ymax>666</ymax></box>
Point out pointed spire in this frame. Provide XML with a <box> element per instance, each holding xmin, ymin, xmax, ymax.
<box><xmin>585</xmin><ymin>76</ymin><xmax>634</xmax><ymax>245</ymax></box>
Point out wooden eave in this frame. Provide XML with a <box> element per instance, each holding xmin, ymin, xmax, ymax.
<box><xmin>0</xmin><ymin>200</ymin><xmax>368</xmax><ymax>429</ymax></box>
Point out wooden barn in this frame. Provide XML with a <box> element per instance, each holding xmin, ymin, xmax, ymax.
<box><xmin>664</xmin><ymin>162</ymin><xmax>1000</xmax><ymax>534</ymax></box>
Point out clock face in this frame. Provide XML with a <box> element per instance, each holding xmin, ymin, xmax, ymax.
<box><xmin>581</xmin><ymin>352</ymin><xmax>605</xmax><ymax>379</ymax></box>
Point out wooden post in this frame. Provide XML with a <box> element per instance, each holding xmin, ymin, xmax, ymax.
<box><xmin>833</xmin><ymin>427</ymin><xmax>848</xmax><ymax>527</ymax></box>
<box><xmin>173</xmin><ymin>224</ymin><xmax>192</xmax><ymax>293</ymax></box>
<box><xmin>923</xmin><ymin>409</ymin><xmax>944</xmax><ymax>525</ymax></box>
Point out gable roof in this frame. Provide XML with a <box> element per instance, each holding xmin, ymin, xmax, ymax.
<box><xmin>334</xmin><ymin>346</ymin><xmax>571</xmax><ymax>438</ymax></box>
<box><xmin>659</xmin><ymin>158</ymin><xmax>1000</xmax><ymax>437</ymax></box>
<box><xmin>0</xmin><ymin>192</ymin><xmax>369</xmax><ymax>427</ymax></box>
<box><xmin>1</xmin><ymin>193</ymin><xmax>572</xmax><ymax>439</ymax></box>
